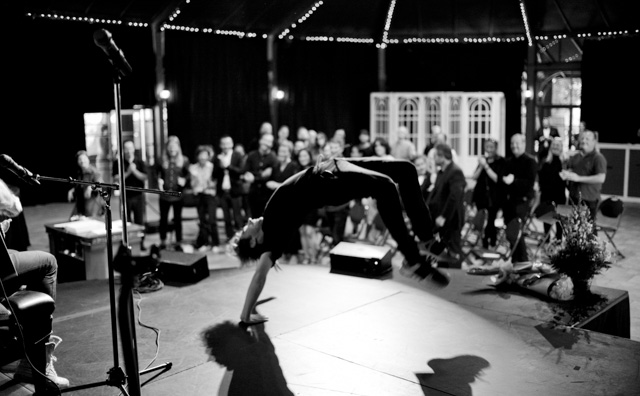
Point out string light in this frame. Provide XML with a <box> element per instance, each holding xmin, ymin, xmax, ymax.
<box><xmin>25</xmin><ymin>12</ymin><xmax>149</xmax><ymax>27</ymax></box>
<box><xmin>162</xmin><ymin>24</ymin><xmax>258</xmax><ymax>38</ymax></box>
<box><xmin>381</xmin><ymin>0</ymin><xmax>397</xmax><ymax>45</ymax></box>
<box><xmin>278</xmin><ymin>1</ymin><xmax>324</xmax><ymax>40</ymax></box>
<box><xmin>519</xmin><ymin>0</ymin><xmax>533</xmax><ymax>46</ymax></box>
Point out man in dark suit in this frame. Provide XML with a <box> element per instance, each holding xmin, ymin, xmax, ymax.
<box><xmin>502</xmin><ymin>133</ymin><xmax>538</xmax><ymax>262</ymax></box>
<box><xmin>425</xmin><ymin>143</ymin><xmax>467</xmax><ymax>263</ymax></box>
<box><xmin>535</xmin><ymin>117</ymin><xmax>560</xmax><ymax>161</ymax></box>
<box><xmin>214</xmin><ymin>135</ymin><xmax>246</xmax><ymax>241</ymax></box>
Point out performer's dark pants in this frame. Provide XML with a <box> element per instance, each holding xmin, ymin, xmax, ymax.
<box><xmin>311</xmin><ymin>158</ymin><xmax>433</xmax><ymax>266</ymax></box>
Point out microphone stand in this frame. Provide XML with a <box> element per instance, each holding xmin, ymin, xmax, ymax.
<box><xmin>38</xmin><ymin>176</ymin><xmax>177</xmax><ymax>395</ymax></box>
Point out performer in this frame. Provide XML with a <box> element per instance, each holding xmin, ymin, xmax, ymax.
<box><xmin>232</xmin><ymin>156</ymin><xmax>450</xmax><ymax>325</ymax></box>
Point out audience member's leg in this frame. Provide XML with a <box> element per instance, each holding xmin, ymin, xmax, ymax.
<box><xmin>173</xmin><ymin>201</ymin><xmax>184</xmax><ymax>243</ymax></box>
<box><xmin>159</xmin><ymin>198</ymin><xmax>171</xmax><ymax>244</ymax></box>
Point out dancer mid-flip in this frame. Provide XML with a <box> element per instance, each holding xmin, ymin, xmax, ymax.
<box><xmin>233</xmin><ymin>156</ymin><xmax>450</xmax><ymax>325</ymax></box>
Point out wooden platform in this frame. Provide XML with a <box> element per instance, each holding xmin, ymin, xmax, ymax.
<box><xmin>2</xmin><ymin>262</ymin><xmax>638</xmax><ymax>396</ymax></box>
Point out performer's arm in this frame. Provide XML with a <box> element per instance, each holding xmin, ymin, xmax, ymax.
<box><xmin>241</xmin><ymin>252</ymin><xmax>273</xmax><ymax>324</ymax></box>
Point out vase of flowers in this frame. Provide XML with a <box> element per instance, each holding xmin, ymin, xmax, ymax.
<box><xmin>549</xmin><ymin>201</ymin><xmax>611</xmax><ymax>298</ymax></box>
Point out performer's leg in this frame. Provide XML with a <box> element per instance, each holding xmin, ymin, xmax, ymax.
<box><xmin>327</xmin><ymin>161</ymin><xmax>423</xmax><ymax>265</ymax></box>
<box><xmin>345</xmin><ymin>158</ymin><xmax>433</xmax><ymax>241</ymax></box>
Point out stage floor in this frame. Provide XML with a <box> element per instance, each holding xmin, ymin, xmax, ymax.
<box><xmin>2</xmin><ymin>261</ymin><xmax>639</xmax><ymax>396</ymax></box>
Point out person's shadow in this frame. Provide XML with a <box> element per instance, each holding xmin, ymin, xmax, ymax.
<box><xmin>201</xmin><ymin>306</ymin><xmax>293</xmax><ymax>395</ymax></box>
<box><xmin>416</xmin><ymin>355</ymin><xmax>490</xmax><ymax>396</ymax></box>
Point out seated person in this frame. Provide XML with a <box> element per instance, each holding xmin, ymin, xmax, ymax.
<box><xmin>1</xmin><ymin>177</ymin><xmax>69</xmax><ymax>388</ymax></box>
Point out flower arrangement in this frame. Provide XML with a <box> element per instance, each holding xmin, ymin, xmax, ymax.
<box><xmin>548</xmin><ymin>202</ymin><xmax>611</xmax><ymax>294</ymax></box>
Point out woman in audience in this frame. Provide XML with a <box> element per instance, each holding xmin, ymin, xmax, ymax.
<box><xmin>471</xmin><ymin>138</ymin><xmax>505</xmax><ymax>248</ymax></box>
<box><xmin>189</xmin><ymin>145</ymin><xmax>221</xmax><ymax>252</ymax></box>
<box><xmin>373</xmin><ymin>137</ymin><xmax>394</xmax><ymax>159</ymax></box>
<box><xmin>157</xmin><ymin>136</ymin><xmax>190</xmax><ymax>250</ymax></box>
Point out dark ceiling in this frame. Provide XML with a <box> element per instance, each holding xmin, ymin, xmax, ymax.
<box><xmin>21</xmin><ymin>0</ymin><xmax>640</xmax><ymax>64</ymax></box>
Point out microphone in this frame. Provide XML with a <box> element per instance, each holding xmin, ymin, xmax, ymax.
<box><xmin>93</xmin><ymin>29</ymin><xmax>132</xmax><ymax>77</ymax></box>
<box><xmin>0</xmin><ymin>154</ymin><xmax>40</xmax><ymax>186</ymax></box>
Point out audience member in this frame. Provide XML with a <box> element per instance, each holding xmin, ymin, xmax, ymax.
<box><xmin>391</xmin><ymin>126</ymin><xmax>416</xmax><ymax>160</ymax></box>
<box><xmin>248</xmin><ymin>122</ymin><xmax>273</xmax><ymax>151</ymax></box>
<box><xmin>535</xmin><ymin>117</ymin><xmax>560</xmax><ymax>161</ymax></box>
<box><xmin>296</xmin><ymin>127</ymin><xmax>310</xmax><ymax>149</ymax></box>
<box><xmin>356</xmin><ymin>129</ymin><xmax>374</xmax><ymax>157</ymax></box>
<box><xmin>156</xmin><ymin>136</ymin><xmax>190</xmax><ymax>250</ymax></box>
<box><xmin>561</xmin><ymin>130</ymin><xmax>607</xmax><ymax>224</ymax></box>
<box><xmin>423</xmin><ymin>125</ymin><xmax>442</xmax><ymax>155</ymax></box>
<box><xmin>67</xmin><ymin>150</ymin><xmax>103</xmax><ymax>219</ymax></box>
<box><xmin>112</xmin><ymin>140</ymin><xmax>148</xmax><ymax>228</ymax></box>
<box><xmin>471</xmin><ymin>138</ymin><xmax>506</xmax><ymax>248</ymax></box>
<box><xmin>243</xmin><ymin>134</ymin><xmax>278</xmax><ymax>218</ymax></box>
<box><xmin>189</xmin><ymin>145</ymin><xmax>220</xmax><ymax>252</ymax></box>
<box><xmin>332</xmin><ymin>129</ymin><xmax>346</xmax><ymax>146</ymax></box>
<box><xmin>538</xmin><ymin>138</ymin><xmax>566</xmax><ymax>239</ymax></box>
<box><xmin>275</xmin><ymin>125</ymin><xmax>292</xmax><ymax>152</ymax></box>
<box><xmin>425</xmin><ymin>143</ymin><xmax>467</xmax><ymax>263</ymax></box>
<box><xmin>502</xmin><ymin>134</ymin><xmax>537</xmax><ymax>262</ymax></box>
<box><xmin>413</xmin><ymin>154</ymin><xmax>431</xmax><ymax>201</ymax></box>
<box><xmin>425</xmin><ymin>131</ymin><xmax>458</xmax><ymax>176</ymax></box>
<box><xmin>234</xmin><ymin>143</ymin><xmax>251</xmax><ymax>220</ymax></box>
<box><xmin>214</xmin><ymin>135</ymin><xmax>245</xmax><ymax>241</ymax></box>
<box><xmin>1</xmin><ymin>177</ymin><xmax>69</xmax><ymax>389</ymax></box>
<box><xmin>372</xmin><ymin>137</ymin><xmax>394</xmax><ymax>159</ymax></box>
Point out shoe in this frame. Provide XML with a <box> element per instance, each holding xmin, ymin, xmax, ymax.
<box><xmin>211</xmin><ymin>246</ymin><xmax>222</xmax><ymax>254</ymax></box>
<box><xmin>399</xmin><ymin>260</ymin><xmax>422</xmax><ymax>278</ymax></box>
<box><xmin>400</xmin><ymin>257</ymin><xmax>450</xmax><ymax>288</ymax></box>
<box><xmin>414</xmin><ymin>265</ymin><xmax>450</xmax><ymax>288</ymax></box>
<box><xmin>14</xmin><ymin>335</ymin><xmax>70</xmax><ymax>389</ymax></box>
<box><xmin>197</xmin><ymin>245</ymin><xmax>210</xmax><ymax>252</ymax></box>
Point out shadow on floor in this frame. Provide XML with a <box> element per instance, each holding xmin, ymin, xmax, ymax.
<box><xmin>416</xmin><ymin>355</ymin><xmax>490</xmax><ymax>396</ymax></box>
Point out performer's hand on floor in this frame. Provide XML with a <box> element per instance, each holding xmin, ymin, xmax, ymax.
<box><xmin>241</xmin><ymin>313</ymin><xmax>269</xmax><ymax>326</ymax></box>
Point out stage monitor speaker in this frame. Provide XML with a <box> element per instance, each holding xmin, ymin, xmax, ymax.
<box><xmin>159</xmin><ymin>251</ymin><xmax>209</xmax><ymax>283</ymax></box>
<box><xmin>329</xmin><ymin>242</ymin><xmax>393</xmax><ymax>278</ymax></box>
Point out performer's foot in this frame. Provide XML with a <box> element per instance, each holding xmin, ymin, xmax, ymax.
<box><xmin>400</xmin><ymin>257</ymin><xmax>450</xmax><ymax>288</ymax></box>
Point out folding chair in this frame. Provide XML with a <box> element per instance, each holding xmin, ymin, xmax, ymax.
<box><xmin>596</xmin><ymin>197</ymin><xmax>625</xmax><ymax>259</ymax></box>
<box><xmin>464</xmin><ymin>218</ymin><xmax>523</xmax><ymax>266</ymax></box>
<box><xmin>461</xmin><ymin>208</ymin><xmax>488</xmax><ymax>249</ymax></box>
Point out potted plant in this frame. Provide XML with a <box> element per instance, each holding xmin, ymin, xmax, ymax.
<box><xmin>548</xmin><ymin>202</ymin><xmax>611</xmax><ymax>297</ymax></box>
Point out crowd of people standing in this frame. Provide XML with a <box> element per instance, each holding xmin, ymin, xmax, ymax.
<box><xmin>64</xmin><ymin>118</ymin><xmax>606</xmax><ymax>266</ymax></box>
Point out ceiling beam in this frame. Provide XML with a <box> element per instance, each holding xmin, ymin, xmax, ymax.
<box><xmin>551</xmin><ymin>0</ymin><xmax>583</xmax><ymax>55</ymax></box>
<box><xmin>594</xmin><ymin>0</ymin><xmax>611</xmax><ymax>28</ymax></box>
